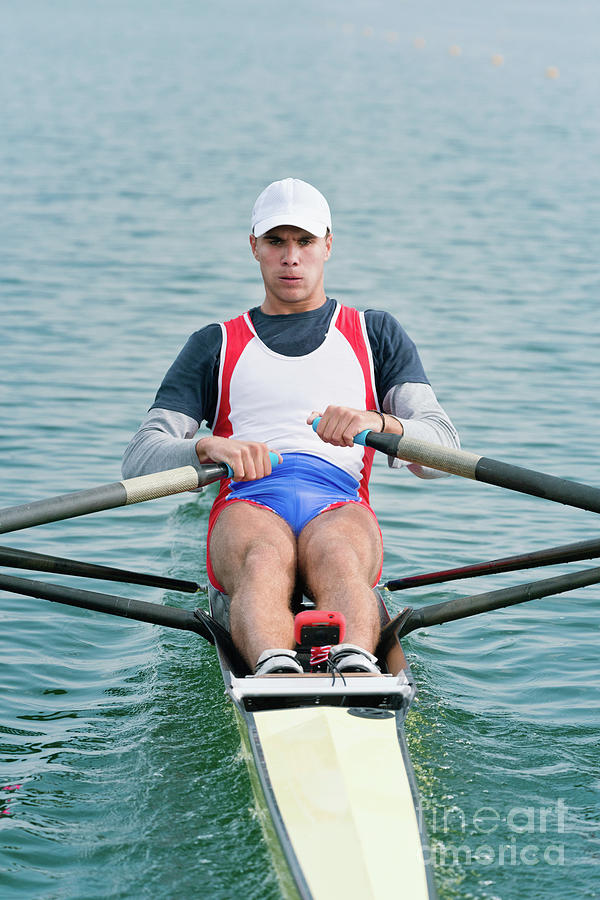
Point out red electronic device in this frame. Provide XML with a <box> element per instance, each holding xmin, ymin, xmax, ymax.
<box><xmin>294</xmin><ymin>610</ymin><xmax>346</xmax><ymax>647</ymax></box>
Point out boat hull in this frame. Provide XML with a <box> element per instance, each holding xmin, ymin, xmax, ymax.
<box><xmin>236</xmin><ymin>702</ymin><xmax>434</xmax><ymax>899</ymax></box>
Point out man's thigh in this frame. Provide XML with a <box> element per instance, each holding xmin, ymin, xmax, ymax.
<box><xmin>209</xmin><ymin>500</ymin><xmax>297</xmax><ymax>596</ymax></box>
<box><xmin>297</xmin><ymin>502</ymin><xmax>383</xmax><ymax>588</ymax></box>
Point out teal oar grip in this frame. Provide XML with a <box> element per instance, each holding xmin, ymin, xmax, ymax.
<box><xmin>226</xmin><ymin>451</ymin><xmax>281</xmax><ymax>480</ymax></box>
<box><xmin>310</xmin><ymin>417</ymin><xmax>370</xmax><ymax>446</ymax></box>
<box><xmin>352</xmin><ymin>429</ymin><xmax>370</xmax><ymax>446</ymax></box>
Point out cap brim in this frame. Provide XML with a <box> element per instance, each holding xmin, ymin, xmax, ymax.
<box><xmin>253</xmin><ymin>214</ymin><xmax>329</xmax><ymax>238</ymax></box>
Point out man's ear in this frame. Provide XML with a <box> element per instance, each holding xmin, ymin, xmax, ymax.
<box><xmin>249</xmin><ymin>233</ymin><xmax>259</xmax><ymax>260</ymax></box>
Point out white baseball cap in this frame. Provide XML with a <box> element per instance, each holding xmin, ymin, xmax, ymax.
<box><xmin>251</xmin><ymin>178</ymin><xmax>332</xmax><ymax>237</ymax></box>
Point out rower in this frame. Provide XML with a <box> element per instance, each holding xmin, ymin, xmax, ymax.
<box><xmin>122</xmin><ymin>177</ymin><xmax>460</xmax><ymax>675</ymax></box>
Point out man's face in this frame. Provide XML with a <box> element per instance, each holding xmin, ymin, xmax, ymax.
<box><xmin>250</xmin><ymin>225</ymin><xmax>332</xmax><ymax>314</ymax></box>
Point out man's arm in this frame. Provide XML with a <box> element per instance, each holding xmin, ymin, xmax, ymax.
<box><xmin>122</xmin><ymin>325</ymin><xmax>237</xmax><ymax>479</ymax></box>
<box><xmin>307</xmin><ymin>384</ymin><xmax>459</xmax><ymax>481</ymax></box>
<box><xmin>121</xmin><ymin>324</ymin><xmax>214</xmax><ymax>480</ymax></box>
<box><xmin>122</xmin><ymin>408</ymin><xmax>280</xmax><ymax>483</ymax></box>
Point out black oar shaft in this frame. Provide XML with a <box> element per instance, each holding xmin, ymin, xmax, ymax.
<box><xmin>0</xmin><ymin>464</ymin><xmax>228</xmax><ymax>535</ymax></box>
<box><xmin>397</xmin><ymin>566</ymin><xmax>600</xmax><ymax>639</ymax></box>
<box><xmin>386</xmin><ymin>535</ymin><xmax>600</xmax><ymax>591</ymax></box>
<box><xmin>364</xmin><ymin>432</ymin><xmax>600</xmax><ymax>515</ymax></box>
<box><xmin>0</xmin><ymin>573</ymin><xmax>247</xmax><ymax>670</ymax></box>
<box><xmin>476</xmin><ymin>457</ymin><xmax>600</xmax><ymax>514</ymax></box>
<box><xmin>0</xmin><ymin>545</ymin><xmax>199</xmax><ymax>592</ymax></box>
<box><xmin>0</xmin><ymin>572</ymin><xmax>205</xmax><ymax>631</ymax></box>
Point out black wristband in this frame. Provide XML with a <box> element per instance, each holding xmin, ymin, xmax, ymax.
<box><xmin>369</xmin><ymin>410</ymin><xmax>386</xmax><ymax>433</ymax></box>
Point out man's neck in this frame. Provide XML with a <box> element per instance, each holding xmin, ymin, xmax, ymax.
<box><xmin>260</xmin><ymin>289</ymin><xmax>328</xmax><ymax>316</ymax></box>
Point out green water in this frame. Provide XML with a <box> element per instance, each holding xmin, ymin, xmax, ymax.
<box><xmin>1</xmin><ymin>1</ymin><xmax>599</xmax><ymax>897</ymax></box>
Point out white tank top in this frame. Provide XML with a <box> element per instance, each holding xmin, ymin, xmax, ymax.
<box><xmin>212</xmin><ymin>302</ymin><xmax>378</xmax><ymax>492</ymax></box>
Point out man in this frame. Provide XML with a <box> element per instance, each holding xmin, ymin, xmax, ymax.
<box><xmin>122</xmin><ymin>178</ymin><xmax>459</xmax><ymax>675</ymax></box>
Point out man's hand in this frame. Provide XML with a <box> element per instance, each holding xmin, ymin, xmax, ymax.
<box><xmin>307</xmin><ymin>406</ymin><xmax>398</xmax><ymax>447</ymax></box>
<box><xmin>196</xmin><ymin>436</ymin><xmax>282</xmax><ymax>481</ymax></box>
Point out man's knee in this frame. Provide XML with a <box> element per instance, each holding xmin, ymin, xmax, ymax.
<box><xmin>210</xmin><ymin>504</ymin><xmax>297</xmax><ymax>594</ymax></box>
<box><xmin>298</xmin><ymin>504</ymin><xmax>382</xmax><ymax>564</ymax></box>
<box><xmin>241</xmin><ymin>537</ymin><xmax>296</xmax><ymax>579</ymax></box>
<box><xmin>298</xmin><ymin>506</ymin><xmax>382</xmax><ymax>580</ymax></box>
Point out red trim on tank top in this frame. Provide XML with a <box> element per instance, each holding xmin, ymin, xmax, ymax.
<box><xmin>334</xmin><ymin>305</ymin><xmax>377</xmax><ymax>503</ymax></box>
<box><xmin>212</xmin><ymin>315</ymin><xmax>254</xmax><ymax>438</ymax></box>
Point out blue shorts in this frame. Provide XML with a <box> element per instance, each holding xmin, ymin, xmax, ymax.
<box><xmin>226</xmin><ymin>452</ymin><xmax>363</xmax><ymax>536</ymax></box>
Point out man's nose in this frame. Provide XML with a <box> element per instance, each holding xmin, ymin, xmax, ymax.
<box><xmin>281</xmin><ymin>242</ymin><xmax>299</xmax><ymax>265</ymax></box>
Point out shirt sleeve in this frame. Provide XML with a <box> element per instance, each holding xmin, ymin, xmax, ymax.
<box><xmin>150</xmin><ymin>324</ymin><xmax>222</xmax><ymax>425</ymax></box>
<box><xmin>122</xmin><ymin>324</ymin><xmax>222</xmax><ymax>479</ymax></box>
<box><xmin>121</xmin><ymin>408</ymin><xmax>202</xmax><ymax>479</ymax></box>
<box><xmin>364</xmin><ymin>309</ymin><xmax>429</xmax><ymax>400</ymax></box>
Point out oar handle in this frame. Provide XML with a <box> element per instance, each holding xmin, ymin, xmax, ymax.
<box><xmin>0</xmin><ymin>451</ymin><xmax>282</xmax><ymax>536</ymax></box>
<box><xmin>351</xmin><ymin>428</ymin><xmax>371</xmax><ymax>446</ymax></box>
<box><xmin>311</xmin><ymin>417</ymin><xmax>600</xmax><ymax>515</ymax></box>
<box><xmin>0</xmin><ymin>465</ymin><xmax>217</xmax><ymax>535</ymax></box>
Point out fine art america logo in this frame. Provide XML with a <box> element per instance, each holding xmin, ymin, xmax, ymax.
<box><xmin>422</xmin><ymin>799</ymin><xmax>568</xmax><ymax>867</ymax></box>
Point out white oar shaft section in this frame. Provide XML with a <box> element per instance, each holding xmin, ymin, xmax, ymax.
<box><xmin>381</xmin><ymin>434</ymin><xmax>481</xmax><ymax>479</ymax></box>
<box><xmin>0</xmin><ymin>463</ymin><xmax>228</xmax><ymax>535</ymax></box>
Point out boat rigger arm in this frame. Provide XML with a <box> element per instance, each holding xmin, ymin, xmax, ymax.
<box><xmin>383</xmin><ymin>383</ymin><xmax>460</xmax><ymax>479</ymax></box>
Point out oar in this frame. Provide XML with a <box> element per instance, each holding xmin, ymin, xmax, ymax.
<box><xmin>311</xmin><ymin>419</ymin><xmax>600</xmax><ymax>515</ymax></box>
<box><xmin>385</xmin><ymin>535</ymin><xmax>600</xmax><ymax>591</ymax></box>
<box><xmin>0</xmin><ymin>545</ymin><xmax>200</xmax><ymax>592</ymax></box>
<box><xmin>0</xmin><ymin>571</ymin><xmax>248</xmax><ymax>673</ymax></box>
<box><xmin>377</xmin><ymin>565</ymin><xmax>600</xmax><ymax>658</ymax></box>
<box><xmin>0</xmin><ymin>453</ymin><xmax>280</xmax><ymax>535</ymax></box>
